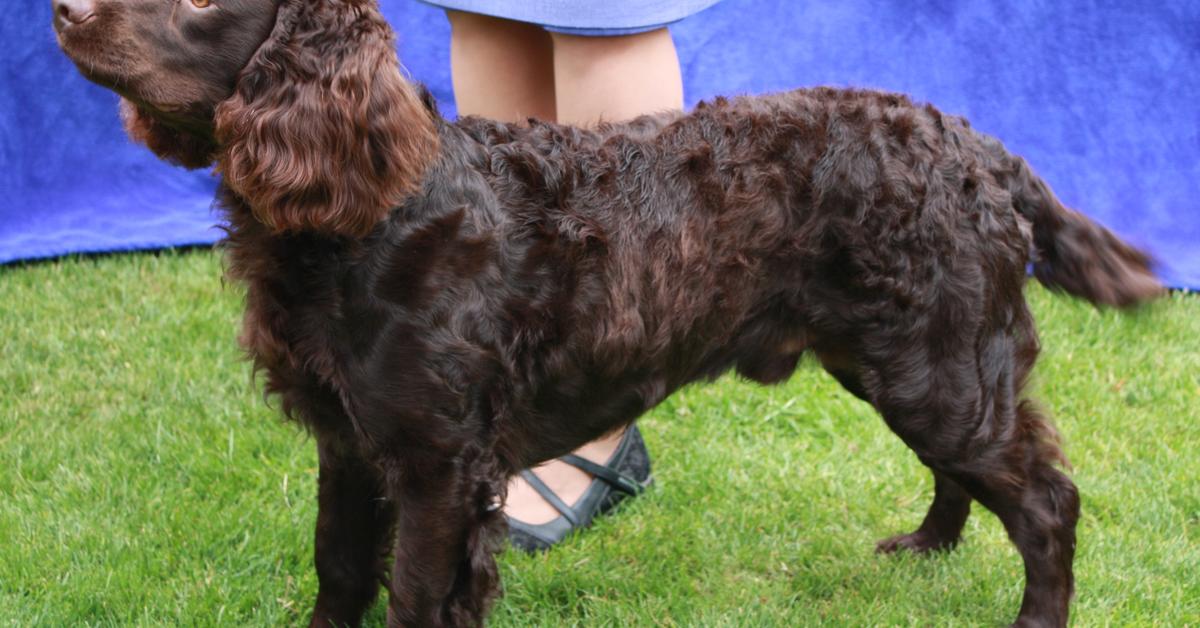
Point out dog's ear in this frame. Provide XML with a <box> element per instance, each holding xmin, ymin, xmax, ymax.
<box><xmin>121</xmin><ymin>99</ymin><xmax>218</xmax><ymax>170</ymax></box>
<box><xmin>214</xmin><ymin>0</ymin><xmax>438</xmax><ymax>238</ymax></box>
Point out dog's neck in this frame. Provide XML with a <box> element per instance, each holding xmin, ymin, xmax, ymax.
<box><xmin>147</xmin><ymin>103</ymin><xmax>219</xmax><ymax>149</ymax></box>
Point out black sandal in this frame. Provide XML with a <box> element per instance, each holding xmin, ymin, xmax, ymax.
<box><xmin>507</xmin><ymin>426</ymin><xmax>653</xmax><ymax>553</ymax></box>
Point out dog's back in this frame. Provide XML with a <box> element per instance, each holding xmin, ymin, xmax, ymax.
<box><xmin>449</xmin><ymin>86</ymin><xmax>1156</xmax><ymax>374</ymax></box>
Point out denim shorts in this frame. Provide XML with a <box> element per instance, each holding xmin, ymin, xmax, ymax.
<box><xmin>418</xmin><ymin>0</ymin><xmax>722</xmax><ymax>36</ymax></box>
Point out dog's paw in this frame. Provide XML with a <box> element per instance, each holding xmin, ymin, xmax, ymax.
<box><xmin>874</xmin><ymin>530</ymin><xmax>958</xmax><ymax>555</ymax></box>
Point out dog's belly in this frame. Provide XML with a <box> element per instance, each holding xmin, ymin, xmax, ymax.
<box><xmin>505</xmin><ymin>327</ymin><xmax>812</xmax><ymax>467</ymax></box>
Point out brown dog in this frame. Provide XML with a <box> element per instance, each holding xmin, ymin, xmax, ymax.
<box><xmin>54</xmin><ymin>0</ymin><xmax>1161</xmax><ymax>625</ymax></box>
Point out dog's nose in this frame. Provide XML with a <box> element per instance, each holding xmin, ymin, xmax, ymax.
<box><xmin>53</xmin><ymin>0</ymin><xmax>96</xmax><ymax>29</ymax></box>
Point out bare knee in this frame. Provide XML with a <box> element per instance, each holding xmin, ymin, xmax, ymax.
<box><xmin>550</xmin><ymin>28</ymin><xmax>683</xmax><ymax>125</ymax></box>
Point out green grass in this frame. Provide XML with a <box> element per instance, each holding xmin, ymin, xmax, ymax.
<box><xmin>2</xmin><ymin>249</ymin><xmax>1197</xmax><ymax>626</ymax></box>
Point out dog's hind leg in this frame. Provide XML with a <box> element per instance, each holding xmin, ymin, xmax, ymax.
<box><xmin>815</xmin><ymin>348</ymin><xmax>973</xmax><ymax>554</ymax></box>
<box><xmin>867</xmin><ymin>320</ymin><xmax>1078</xmax><ymax>627</ymax></box>
<box><xmin>931</xmin><ymin>404</ymin><xmax>1078</xmax><ymax>628</ymax></box>
<box><xmin>309</xmin><ymin>422</ymin><xmax>396</xmax><ymax>628</ymax></box>
<box><xmin>875</xmin><ymin>469</ymin><xmax>972</xmax><ymax>554</ymax></box>
<box><xmin>383</xmin><ymin>443</ymin><xmax>507</xmax><ymax>628</ymax></box>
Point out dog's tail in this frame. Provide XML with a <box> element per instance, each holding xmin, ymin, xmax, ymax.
<box><xmin>1005</xmin><ymin>156</ymin><xmax>1163</xmax><ymax>307</ymax></box>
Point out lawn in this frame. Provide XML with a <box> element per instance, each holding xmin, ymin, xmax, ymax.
<box><xmin>1</xmin><ymin>249</ymin><xmax>1197</xmax><ymax>626</ymax></box>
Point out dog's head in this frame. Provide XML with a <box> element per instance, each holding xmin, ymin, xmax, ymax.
<box><xmin>54</xmin><ymin>0</ymin><xmax>438</xmax><ymax>237</ymax></box>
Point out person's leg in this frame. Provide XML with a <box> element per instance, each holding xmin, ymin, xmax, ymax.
<box><xmin>447</xmin><ymin>10</ymin><xmax>577</xmax><ymax>527</ymax></box>
<box><xmin>446</xmin><ymin>10</ymin><xmax>556</xmax><ymax>121</ymax></box>
<box><xmin>505</xmin><ymin>29</ymin><xmax>685</xmax><ymax>524</ymax></box>
<box><xmin>499</xmin><ymin>29</ymin><xmax>687</xmax><ymax>526</ymax></box>
<box><xmin>447</xmin><ymin>14</ymin><xmax>683</xmax><ymax>528</ymax></box>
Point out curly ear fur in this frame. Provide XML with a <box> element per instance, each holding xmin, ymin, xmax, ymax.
<box><xmin>214</xmin><ymin>0</ymin><xmax>438</xmax><ymax>238</ymax></box>
<box><xmin>121</xmin><ymin>99</ymin><xmax>218</xmax><ymax>170</ymax></box>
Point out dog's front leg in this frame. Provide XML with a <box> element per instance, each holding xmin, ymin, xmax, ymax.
<box><xmin>309</xmin><ymin>425</ymin><xmax>395</xmax><ymax>628</ymax></box>
<box><xmin>383</xmin><ymin>446</ymin><xmax>507</xmax><ymax>628</ymax></box>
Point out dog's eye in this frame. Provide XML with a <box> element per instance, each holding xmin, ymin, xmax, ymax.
<box><xmin>190</xmin><ymin>0</ymin><xmax>211</xmax><ymax>7</ymax></box>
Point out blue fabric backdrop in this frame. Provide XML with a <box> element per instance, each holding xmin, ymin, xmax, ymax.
<box><xmin>3</xmin><ymin>0</ymin><xmax>1198</xmax><ymax>288</ymax></box>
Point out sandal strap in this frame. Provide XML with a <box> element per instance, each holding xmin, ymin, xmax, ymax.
<box><xmin>560</xmin><ymin>453</ymin><xmax>644</xmax><ymax>496</ymax></box>
<box><xmin>519</xmin><ymin>469</ymin><xmax>581</xmax><ymax>526</ymax></box>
